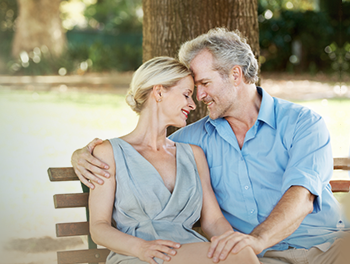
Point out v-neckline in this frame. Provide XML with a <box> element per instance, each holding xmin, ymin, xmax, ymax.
<box><xmin>117</xmin><ymin>138</ymin><xmax>179</xmax><ymax>194</ymax></box>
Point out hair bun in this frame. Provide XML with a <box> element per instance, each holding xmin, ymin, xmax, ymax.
<box><xmin>125</xmin><ymin>90</ymin><xmax>137</xmax><ymax>112</ymax></box>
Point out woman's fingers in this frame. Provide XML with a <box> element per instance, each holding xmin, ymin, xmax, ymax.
<box><xmin>139</xmin><ymin>240</ymin><xmax>181</xmax><ymax>263</ymax></box>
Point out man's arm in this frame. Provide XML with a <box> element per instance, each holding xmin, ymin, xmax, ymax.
<box><xmin>71</xmin><ymin>138</ymin><xmax>110</xmax><ymax>189</ymax></box>
<box><xmin>208</xmin><ymin>185</ymin><xmax>314</xmax><ymax>259</ymax></box>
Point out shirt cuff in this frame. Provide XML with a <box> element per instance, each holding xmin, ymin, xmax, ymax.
<box><xmin>282</xmin><ymin>167</ymin><xmax>323</xmax><ymax>213</ymax></box>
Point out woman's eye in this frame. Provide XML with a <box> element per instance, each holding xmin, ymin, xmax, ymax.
<box><xmin>184</xmin><ymin>94</ymin><xmax>189</xmax><ymax>98</ymax></box>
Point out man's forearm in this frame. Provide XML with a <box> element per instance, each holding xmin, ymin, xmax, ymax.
<box><xmin>250</xmin><ymin>185</ymin><xmax>315</xmax><ymax>249</ymax></box>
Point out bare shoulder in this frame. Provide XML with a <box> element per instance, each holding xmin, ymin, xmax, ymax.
<box><xmin>189</xmin><ymin>144</ymin><xmax>206</xmax><ymax>160</ymax></box>
<box><xmin>189</xmin><ymin>144</ymin><xmax>208</xmax><ymax>171</ymax></box>
<box><xmin>92</xmin><ymin>139</ymin><xmax>116</xmax><ymax>181</ymax></box>
<box><xmin>93</xmin><ymin>140</ymin><xmax>113</xmax><ymax>158</ymax></box>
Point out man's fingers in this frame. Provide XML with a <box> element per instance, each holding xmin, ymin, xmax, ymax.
<box><xmin>82</xmin><ymin>158</ymin><xmax>110</xmax><ymax>179</ymax></box>
<box><xmin>79</xmin><ymin>165</ymin><xmax>105</xmax><ymax>185</ymax></box>
<box><xmin>83</xmin><ymin>148</ymin><xmax>110</xmax><ymax>172</ymax></box>
<box><xmin>74</xmin><ymin>169</ymin><xmax>95</xmax><ymax>189</ymax></box>
<box><xmin>218</xmin><ymin>236</ymin><xmax>240</xmax><ymax>261</ymax></box>
<box><xmin>208</xmin><ymin>236</ymin><xmax>220</xmax><ymax>258</ymax></box>
<box><xmin>87</xmin><ymin>138</ymin><xmax>104</xmax><ymax>152</ymax></box>
<box><xmin>231</xmin><ymin>238</ymin><xmax>250</xmax><ymax>254</ymax></box>
<box><xmin>208</xmin><ymin>231</ymin><xmax>234</xmax><ymax>259</ymax></box>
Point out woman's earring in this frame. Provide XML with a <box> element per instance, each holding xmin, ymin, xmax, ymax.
<box><xmin>158</xmin><ymin>98</ymin><xmax>162</xmax><ymax>102</ymax></box>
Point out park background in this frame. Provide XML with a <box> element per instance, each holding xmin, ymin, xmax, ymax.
<box><xmin>0</xmin><ymin>0</ymin><xmax>350</xmax><ymax>263</ymax></box>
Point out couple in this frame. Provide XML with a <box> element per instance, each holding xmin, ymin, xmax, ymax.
<box><xmin>72</xmin><ymin>28</ymin><xmax>349</xmax><ymax>264</ymax></box>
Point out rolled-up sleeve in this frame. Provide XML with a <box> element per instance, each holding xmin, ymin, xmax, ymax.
<box><xmin>281</xmin><ymin>108</ymin><xmax>333</xmax><ymax>213</ymax></box>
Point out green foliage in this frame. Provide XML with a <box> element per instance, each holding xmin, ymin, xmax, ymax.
<box><xmin>259</xmin><ymin>10</ymin><xmax>334</xmax><ymax>73</ymax></box>
<box><xmin>83</xmin><ymin>0</ymin><xmax>142</xmax><ymax>34</ymax></box>
<box><xmin>258</xmin><ymin>1</ymin><xmax>350</xmax><ymax>76</ymax></box>
<box><xmin>1</xmin><ymin>0</ymin><xmax>348</xmax><ymax>76</ymax></box>
<box><xmin>1</xmin><ymin>0</ymin><xmax>143</xmax><ymax>75</ymax></box>
<box><xmin>0</xmin><ymin>0</ymin><xmax>17</xmax><ymax>32</ymax></box>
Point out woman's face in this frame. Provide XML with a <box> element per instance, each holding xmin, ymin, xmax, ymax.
<box><xmin>161</xmin><ymin>75</ymin><xmax>196</xmax><ymax>128</ymax></box>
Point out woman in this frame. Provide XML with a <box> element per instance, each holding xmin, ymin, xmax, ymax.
<box><xmin>89</xmin><ymin>56</ymin><xmax>259</xmax><ymax>264</ymax></box>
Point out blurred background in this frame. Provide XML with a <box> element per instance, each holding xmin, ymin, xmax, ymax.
<box><xmin>0</xmin><ymin>0</ymin><xmax>349</xmax><ymax>76</ymax></box>
<box><xmin>0</xmin><ymin>0</ymin><xmax>350</xmax><ymax>263</ymax></box>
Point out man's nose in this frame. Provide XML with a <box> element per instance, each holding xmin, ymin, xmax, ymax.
<box><xmin>196</xmin><ymin>86</ymin><xmax>206</xmax><ymax>101</ymax></box>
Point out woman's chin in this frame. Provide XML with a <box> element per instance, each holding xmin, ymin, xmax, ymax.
<box><xmin>170</xmin><ymin>121</ymin><xmax>187</xmax><ymax>128</ymax></box>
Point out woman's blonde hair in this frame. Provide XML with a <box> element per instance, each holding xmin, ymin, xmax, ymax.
<box><xmin>126</xmin><ymin>56</ymin><xmax>191</xmax><ymax>114</ymax></box>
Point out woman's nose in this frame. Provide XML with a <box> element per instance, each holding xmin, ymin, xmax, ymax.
<box><xmin>189</xmin><ymin>96</ymin><xmax>196</xmax><ymax>110</ymax></box>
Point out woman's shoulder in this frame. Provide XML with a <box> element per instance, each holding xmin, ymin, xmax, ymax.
<box><xmin>188</xmin><ymin>144</ymin><xmax>206</xmax><ymax>161</ymax></box>
<box><xmin>93</xmin><ymin>139</ymin><xmax>113</xmax><ymax>158</ymax></box>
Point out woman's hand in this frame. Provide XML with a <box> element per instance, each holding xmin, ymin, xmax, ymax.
<box><xmin>71</xmin><ymin>138</ymin><xmax>110</xmax><ymax>189</ymax></box>
<box><xmin>136</xmin><ymin>239</ymin><xmax>181</xmax><ymax>264</ymax></box>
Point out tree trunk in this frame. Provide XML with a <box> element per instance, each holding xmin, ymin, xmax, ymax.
<box><xmin>142</xmin><ymin>0</ymin><xmax>259</xmax><ymax>135</ymax></box>
<box><xmin>12</xmin><ymin>0</ymin><xmax>66</xmax><ymax>58</ymax></box>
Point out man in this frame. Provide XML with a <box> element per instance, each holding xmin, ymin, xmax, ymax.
<box><xmin>72</xmin><ymin>28</ymin><xmax>349</xmax><ymax>263</ymax></box>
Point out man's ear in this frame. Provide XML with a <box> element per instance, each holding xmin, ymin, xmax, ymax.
<box><xmin>152</xmin><ymin>84</ymin><xmax>163</xmax><ymax>102</ymax></box>
<box><xmin>231</xmin><ymin>65</ymin><xmax>243</xmax><ymax>86</ymax></box>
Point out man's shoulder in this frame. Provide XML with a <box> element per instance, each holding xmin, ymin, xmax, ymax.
<box><xmin>169</xmin><ymin>116</ymin><xmax>210</xmax><ymax>143</ymax></box>
<box><xmin>274</xmin><ymin>97</ymin><xmax>322</xmax><ymax>121</ymax></box>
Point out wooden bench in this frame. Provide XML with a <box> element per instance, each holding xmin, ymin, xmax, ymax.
<box><xmin>48</xmin><ymin>158</ymin><xmax>350</xmax><ymax>264</ymax></box>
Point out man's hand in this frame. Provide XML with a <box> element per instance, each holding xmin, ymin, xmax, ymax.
<box><xmin>71</xmin><ymin>138</ymin><xmax>110</xmax><ymax>189</ymax></box>
<box><xmin>207</xmin><ymin>230</ymin><xmax>265</xmax><ymax>262</ymax></box>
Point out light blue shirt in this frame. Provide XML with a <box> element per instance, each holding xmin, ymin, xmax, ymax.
<box><xmin>169</xmin><ymin>87</ymin><xmax>349</xmax><ymax>256</ymax></box>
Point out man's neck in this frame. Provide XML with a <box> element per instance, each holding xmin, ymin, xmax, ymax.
<box><xmin>224</xmin><ymin>85</ymin><xmax>262</xmax><ymax>148</ymax></box>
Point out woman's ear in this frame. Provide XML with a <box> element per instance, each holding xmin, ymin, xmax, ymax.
<box><xmin>152</xmin><ymin>84</ymin><xmax>163</xmax><ymax>102</ymax></box>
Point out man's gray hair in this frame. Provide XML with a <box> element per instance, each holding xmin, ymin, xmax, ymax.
<box><xmin>178</xmin><ymin>28</ymin><xmax>258</xmax><ymax>84</ymax></box>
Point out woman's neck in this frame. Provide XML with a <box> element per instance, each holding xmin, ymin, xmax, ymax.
<box><xmin>121</xmin><ymin>107</ymin><xmax>172</xmax><ymax>151</ymax></box>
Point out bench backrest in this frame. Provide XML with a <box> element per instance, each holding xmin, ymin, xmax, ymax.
<box><xmin>48</xmin><ymin>158</ymin><xmax>350</xmax><ymax>264</ymax></box>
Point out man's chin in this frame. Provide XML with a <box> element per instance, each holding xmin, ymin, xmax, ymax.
<box><xmin>209</xmin><ymin>113</ymin><xmax>220</xmax><ymax>120</ymax></box>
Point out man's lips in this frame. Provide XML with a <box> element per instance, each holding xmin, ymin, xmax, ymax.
<box><xmin>203</xmin><ymin>100</ymin><xmax>214</xmax><ymax>108</ymax></box>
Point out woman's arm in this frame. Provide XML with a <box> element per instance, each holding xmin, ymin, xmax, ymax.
<box><xmin>89</xmin><ymin>140</ymin><xmax>180</xmax><ymax>264</ymax></box>
<box><xmin>191</xmin><ymin>145</ymin><xmax>258</xmax><ymax>263</ymax></box>
<box><xmin>190</xmin><ymin>145</ymin><xmax>233</xmax><ymax>237</ymax></box>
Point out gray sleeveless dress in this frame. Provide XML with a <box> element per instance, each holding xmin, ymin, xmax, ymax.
<box><xmin>106</xmin><ymin>138</ymin><xmax>208</xmax><ymax>264</ymax></box>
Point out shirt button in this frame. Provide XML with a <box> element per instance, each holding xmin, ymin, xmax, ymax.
<box><xmin>241</xmin><ymin>157</ymin><xmax>244</xmax><ymax>161</ymax></box>
<box><xmin>245</xmin><ymin>186</ymin><xmax>249</xmax><ymax>190</ymax></box>
<box><xmin>250</xmin><ymin>209</ymin><xmax>255</xmax><ymax>214</ymax></box>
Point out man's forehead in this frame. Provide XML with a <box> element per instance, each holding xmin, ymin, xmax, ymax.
<box><xmin>190</xmin><ymin>63</ymin><xmax>213</xmax><ymax>83</ymax></box>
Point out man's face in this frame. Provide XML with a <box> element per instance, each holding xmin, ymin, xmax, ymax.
<box><xmin>190</xmin><ymin>49</ymin><xmax>236</xmax><ymax>120</ymax></box>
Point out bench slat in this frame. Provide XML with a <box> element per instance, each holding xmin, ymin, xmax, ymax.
<box><xmin>330</xmin><ymin>180</ymin><xmax>350</xmax><ymax>193</ymax></box>
<box><xmin>54</xmin><ymin>193</ymin><xmax>89</xmax><ymax>208</ymax></box>
<box><xmin>48</xmin><ymin>167</ymin><xmax>79</xmax><ymax>181</ymax></box>
<box><xmin>333</xmin><ymin>158</ymin><xmax>350</xmax><ymax>170</ymax></box>
<box><xmin>57</xmin><ymin>248</ymin><xmax>110</xmax><ymax>264</ymax></box>
<box><xmin>56</xmin><ymin>222</ymin><xmax>89</xmax><ymax>237</ymax></box>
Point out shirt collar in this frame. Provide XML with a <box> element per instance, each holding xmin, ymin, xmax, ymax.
<box><xmin>257</xmin><ymin>87</ymin><xmax>276</xmax><ymax>129</ymax></box>
<box><xmin>204</xmin><ymin>86</ymin><xmax>276</xmax><ymax>133</ymax></box>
